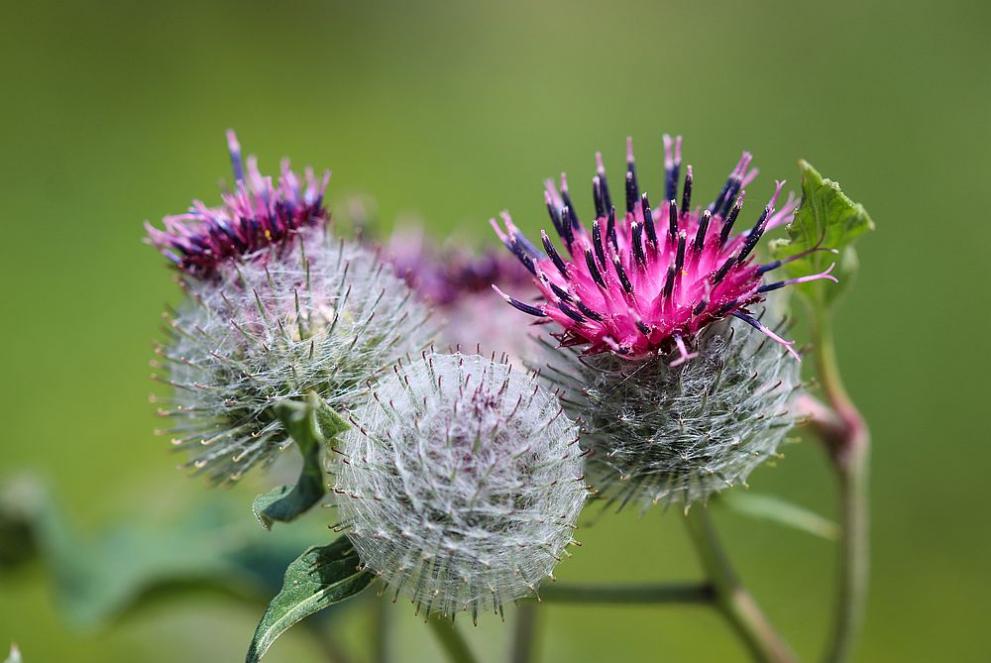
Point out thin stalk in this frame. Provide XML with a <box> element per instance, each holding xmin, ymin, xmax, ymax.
<box><xmin>428</xmin><ymin>616</ymin><xmax>478</xmax><ymax>663</ymax></box>
<box><xmin>510</xmin><ymin>601</ymin><xmax>539</xmax><ymax>663</ymax></box>
<box><xmin>536</xmin><ymin>582</ymin><xmax>714</xmax><ymax>605</ymax></box>
<box><xmin>684</xmin><ymin>507</ymin><xmax>796</xmax><ymax>663</ymax></box>
<box><xmin>812</xmin><ymin>315</ymin><xmax>870</xmax><ymax>663</ymax></box>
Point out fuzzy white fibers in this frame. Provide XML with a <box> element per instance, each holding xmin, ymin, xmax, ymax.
<box><xmin>541</xmin><ymin>317</ymin><xmax>800</xmax><ymax>509</ymax></box>
<box><xmin>157</xmin><ymin>228</ymin><xmax>432</xmax><ymax>482</ymax></box>
<box><xmin>332</xmin><ymin>352</ymin><xmax>587</xmax><ymax>619</ymax></box>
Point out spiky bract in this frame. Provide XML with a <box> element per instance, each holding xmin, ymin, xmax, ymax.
<box><xmin>332</xmin><ymin>352</ymin><xmax>587</xmax><ymax>619</ymax></box>
<box><xmin>542</xmin><ymin>316</ymin><xmax>799</xmax><ymax>508</ymax></box>
<box><xmin>156</xmin><ymin>230</ymin><xmax>432</xmax><ymax>483</ymax></box>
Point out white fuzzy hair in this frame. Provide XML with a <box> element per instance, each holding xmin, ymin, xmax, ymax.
<box><xmin>331</xmin><ymin>352</ymin><xmax>588</xmax><ymax>620</ymax></box>
<box><xmin>539</xmin><ymin>316</ymin><xmax>800</xmax><ymax>509</ymax></box>
<box><xmin>156</xmin><ymin>228</ymin><xmax>432</xmax><ymax>483</ymax></box>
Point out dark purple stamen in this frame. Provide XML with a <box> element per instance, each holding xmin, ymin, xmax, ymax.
<box><xmin>719</xmin><ymin>196</ymin><xmax>744</xmax><ymax>246</ymax></box>
<box><xmin>558</xmin><ymin>206</ymin><xmax>576</xmax><ymax>246</ymax></box>
<box><xmin>593</xmin><ymin>176</ymin><xmax>607</xmax><ymax>218</ymax></box>
<box><xmin>607</xmin><ymin>207</ymin><xmax>619</xmax><ymax>250</ymax></box>
<box><xmin>709</xmin><ymin>175</ymin><xmax>734</xmax><ymax>216</ymax></box>
<box><xmin>635</xmin><ymin>319</ymin><xmax>652</xmax><ymax>336</ymax></box>
<box><xmin>541</xmin><ymin>231</ymin><xmax>569</xmax><ymax>278</ymax></box>
<box><xmin>757</xmin><ymin>281</ymin><xmax>786</xmax><ymax>293</ymax></box>
<box><xmin>641</xmin><ymin>192</ymin><xmax>657</xmax><ymax>245</ymax></box>
<box><xmin>597</xmin><ymin>162</ymin><xmax>614</xmax><ymax>211</ymax></box>
<box><xmin>613</xmin><ymin>255</ymin><xmax>633</xmax><ymax>293</ymax></box>
<box><xmin>632</xmin><ymin>222</ymin><xmax>646</xmax><ymax>267</ymax></box>
<box><xmin>562</xmin><ymin>191</ymin><xmax>580</xmax><ymax>228</ymax></box>
<box><xmin>732</xmin><ymin>310</ymin><xmax>770</xmax><ymax>334</ymax></box>
<box><xmin>577</xmin><ymin>300</ymin><xmax>604</xmax><ymax>321</ymax></box>
<box><xmin>737</xmin><ymin>205</ymin><xmax>772</xmax><ymax>262</ymax></box>
<box><xmin>513</xmin><ymin>231</ymin><xmax>542</xmax><ymax>260</ymax></box>
<box><xmin>507</xmin><ymin>297</ymin><xmax>546</xmax><ymax>317</ymax></box>
<box><xmin>674</xmin><ymin>232</ymin><xmax>686</xmax><ymax>274</ymax></box>
<box><xmin>680</xmin><ymin>166</ymin><xmax>693</xmax><ymax>217</ymax></box>
<box><xmin>549</xmin><ymin>280</ymin><xmax>574</xmax><ymax>301</ymax></box>
<box><xmin>662</xmin><ymin>265</ymin><xmax>676</xmax><ymax>299</ymax></box>
<box><xmin>505</xmin><ymin>238</ymin><xmax>537</xmax><ymax>274</ymax></box>
<box><xmin>757</xmin><ymin>260</ymin><xmax>782</xmax><ymax>275</ymax></box>
<box><xmin>665</xmin><ymin>158</ymin><xmax>680</xmax><ymax>201</ymax></box>
<box><xmin>712</xmin><ymin>256</ymin><xmax>736</xmax><ymax>284</ymax></box>
<box><xmin>668</xmin><ymin>199</ymin><xmax>679</xmax><ymax>240</ymax></box>
<box><xmin>592</xmin><ymin>219</ymin><xmax>607</xmax><ymax>267</ymax></box>
<box><xmin>625</xmin><ymin>170</ymin><xmax>638</xmax><ymax>215</ymax></box>
<box><xmin>559</xmin><ymin>302</ymin><xmax>585</xmax><ymax>323</ymax></box>
<box><xmin>585</xmin><ymin>249</ymin><xmax>607</xmax><ymax>288</ymax></box>
<box><xmin>693</xmin><ymin>210</ymin><xmax>711</xmax><ymax>253</ymax></box>
<box><xmin>718</xmin><ymin>178</ymin><xmax>743</xmax><ymax>218</ymax></box>
<box><xmin>546</xmin><ymin>199</ymin><xmax>564</xmax><ymax>238</ymax></box>
<box><xmin>692</xmin><ymin>298</ymin><xmax>708</xmax><ymax>315</ymax></box>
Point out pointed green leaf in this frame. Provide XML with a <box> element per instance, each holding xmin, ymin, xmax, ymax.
<box><xmin>253</xmin><ymin>392</ymin><xmax>349</xmax><ymax>530</ymax></box>
<box><xmin>718</xmin><ymin>491</ymin><xmax>838</xmax><ymax>541</ymax></box>
<box><xmin>770</xmin><ymin>160</ymin><xmax>874</xmax><ymax>308</ymax></box>
<box><xmin>5</xmin><ymin>644</ymin><xmax>22</xmax><ymax>663</ymax></box>
<box><xmin>246</xmin><ymin>537</ymin><xmax>373</xmax><ymax>663</ymax></box>
<box><xmin>0</xmin><ymin>475</ymin><xmax>334</xmax><ymax>629</ymax></box>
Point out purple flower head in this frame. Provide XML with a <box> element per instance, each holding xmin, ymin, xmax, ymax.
<box><xmin>385</xmin><ymin>227</ymin><xmax>532</xmax><ymax>307</ymax></box>
<box><xmin>491</xmin><ymin>136</ymin><xmax>837</xmax><ymax>364</ymax></box>
<box><xmin>145</xmin><ymin>131</ymin><xmax>330</xmax><ymax>277</ymax></box>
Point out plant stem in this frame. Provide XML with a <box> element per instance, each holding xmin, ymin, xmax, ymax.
<box><xmin>428</xmin><ymin>616</ymin><xmax>478</xmax><ymax>663</ymax></box>
<box><xmin>684</xmin><ymin>507</ymin><xmax>796</xmax><ymax>663</ymax></box>
<box><xmin>812</xmin><ymin>315</ymin><xmax>870</xmax><ymax>663</ymax></box>
<box><xmin>536</xmin><ymin>582</ymin><xmax>714</xmax><ymax>605</ymax></box>
<box><xmin>510</xmin><ymin>601</ymin><xmax>539</xmax><ymax>663</ymax></box>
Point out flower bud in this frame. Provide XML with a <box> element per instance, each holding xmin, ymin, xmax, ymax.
<box><xmin>332</xmin><ymin>352</ymin><xmax>587</xmax><ymax>619</ymax></box>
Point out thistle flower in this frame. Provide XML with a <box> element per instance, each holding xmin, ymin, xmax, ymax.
<box><xmin>542</xmin><ymin>314</ymin><xmax>800</xmax><ymax>507</ymax></box>
<box><xmin>384</xmin><ymin>228</ymin><xmax>538</xmax><ymax>360</ymax></box>
<box><xmin>148</xmin><ymin>134</ymin><xmax>432</xmax><ymax>482</ymax></box>
<box><xmin>386</xmin><ymin>227</ymin><xmax>532</xmax><ymax>307</ymax></box>
<box><xmin>332</xmin><ymin>352</ymin><xmax>587</xmax><ymax>619</ymax></box>
<box><xmin>145</xmin><ymin>130</ymin><xmax>329</xmax><ymax>277</ymax></box>
<box><xmin>491</xmin><ymin>136</ymin><xmax>836</xmax><ymax>363</ymax></box>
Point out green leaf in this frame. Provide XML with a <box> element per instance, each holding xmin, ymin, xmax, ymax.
<box><xmin>770</xmin><ymin>160</ymin><xmax>874</xmax><ymax>308</ymax></box>
<box><xmin>718</xmin><ymin>491</ymin><xmax>838</xmax><ymax>541</ymax></box>
<box><xmin>5</xmin><ymin>644</ymin><xmax>22</xmax><ymax>663</ymax></box>
<box><xmin>0</xmin><ymin>475</ymin><xmax>331</xmax><ymax>629</ymax></box>
<box><xmin>246</xmin><ymin>537</ymin><xmax>373</xmax><ymax>663</ymax></box>
<box><xmin>253</xmin><ymin>392</ymin><xmax>349</xmax><ymax>530</ymax></box>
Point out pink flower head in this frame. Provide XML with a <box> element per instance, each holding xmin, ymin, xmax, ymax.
<box><xmin>491</xmin><ymin>136</ymin><xmax>836</xmax><ymax>363</ymax></box>
<box><xmin>385</xmin><ymin>227</ymin><xmax>533</xmax><ymax>307</ymax></box>
<box><xmin>145</xmin><ymin>131</ymin><xmax>330</xmax><ymax>277</ymax></box>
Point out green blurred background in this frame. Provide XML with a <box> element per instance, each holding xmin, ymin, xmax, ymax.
<box><xmin>1</xmin><ymin>0</ymin><xmax>988</xmax><ymax>660</ymax></box>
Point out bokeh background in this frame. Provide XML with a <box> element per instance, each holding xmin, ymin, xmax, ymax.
<box><xmin>1</xmin><ymin>0</ymin><xmax>988</xmax><ymax>661</ymax></box>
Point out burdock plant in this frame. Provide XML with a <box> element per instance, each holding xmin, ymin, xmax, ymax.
<box><xmin>491</xmin><ymin>137</ymin><xmax>834</xmax><ymax>508</ymax></box>
<box><xmin>487</xmin><ymin>138</ymin><xmax>874</xmax><ymax>663</ymax></box>
<box><xmin>147</xmin><ymin>132</ymin><xmax>432</xmax><ymax>527</ymax></box>
<box><xmin>137</xmin><ymin>132</ymin><xmax>873</xmax><ymax>663</ymax></box>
